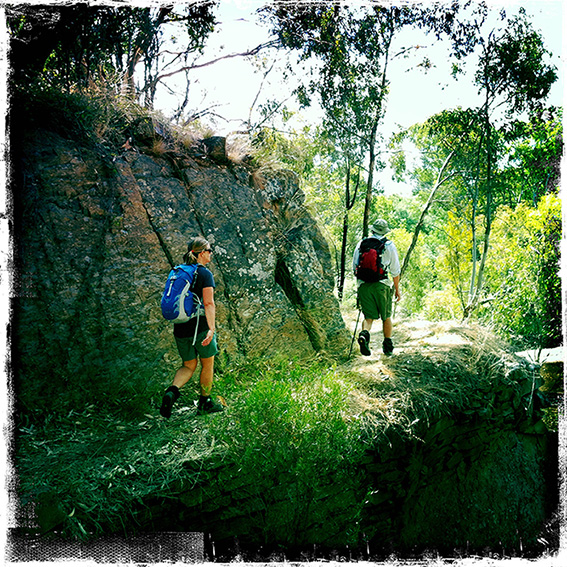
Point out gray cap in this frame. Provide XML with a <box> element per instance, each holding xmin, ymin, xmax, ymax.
<box><xmin>371</xmin><ymin>219</ymin><xmax>390</xmax><ymax>236</ymax></box>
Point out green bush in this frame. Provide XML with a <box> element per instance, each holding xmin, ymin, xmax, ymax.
<box><xmin>208</xmin><ymin>360</ymin><xmax>368</xmax><ymax>547</ymax></box>
<box><xmin>483</xmin><ymin>195</ymin><xmax>561</xmax><ymax>348</ymax></box>
<box><xmin>12</xmin><ymin>86</ymin><xmax>107</xmax><ymax>142</ymax></box>
<box><xmin>388</xmin><ymin>227</ymin><xmax>436</xmax><ymax>317</ymax></box>
<box><xmin>422</xmin><ymin>288</ymin><xmax>463</xmax><ymax>321</ymax></box>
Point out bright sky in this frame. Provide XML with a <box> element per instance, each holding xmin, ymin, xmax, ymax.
<box><xmin>156</xmin><ymin>1</ymin><xmax>563</xmax><ymax>119</ymax></box>
<box><xmin>155</xmin><ymin>0</ymin><xmax>565</xmax><ymax>195</ymax></box>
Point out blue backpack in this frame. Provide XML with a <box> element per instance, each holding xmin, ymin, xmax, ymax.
<box><xmin>161</xmin><ymin>264</ymin><xmax>204</xmax><ymax>324</ymax></box>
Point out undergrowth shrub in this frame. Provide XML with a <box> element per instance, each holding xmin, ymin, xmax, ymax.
<box><xmin>208</xmin><ymin>360</ymin><xmax>368</xmax><ymax>547</ymax></box>
<box><xmin>387</xmin><ymin>227</ymin><xmax>435</xmax><ymax>317</ymax></box>
<box><xmin>422</xmin><ymin>288</ymin><xmax>462</xmax><ymax>321</ymax></box>
<box><xmin>11</xmin><ymin>86</ymin><xmax>108</xmax><ymax>142</ymax></box>
<box><xmin>482</xmin><ymin>195</ymin><xmax>562</xmax><ymax>349</ymax></box>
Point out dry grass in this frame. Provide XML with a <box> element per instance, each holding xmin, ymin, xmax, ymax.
<box><xmin>226</xmin><ymin>134</ymin><xmax>253</xmax><ymax>165</ymax></box>
<box><xmin>149</xmin><ymin>138</ymin><xmax>168</xmax><ymax>157</ymax></box>
<box><xmin>176</xmin><ymin>121</ymin><xmax>216</xmax><ymax>150</ymax></box>
<box><xmin>341</xmin><ymin>319</ymin><xmax>532</xmax><ymax>440</ymax></box>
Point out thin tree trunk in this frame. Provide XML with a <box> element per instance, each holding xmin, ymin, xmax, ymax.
<box><xmin>362</xmin><ymin>26</ymin><xmax>392</xmax><ymax>238</ymax></box>
<box><xmin>400</xmin><ymin>149</ymin><xmax>456</xmax><ymax>278</ymax></box>
<box><xmin>363</xmin><ymin>119</ymin><xmax>379</xmax><ymax>238</ymax></box>
<box><xmin>468</xmin><ymin>113</ymin><xmax>486</xmax><ymax>303</ymax></box>
<box><xmin>338</xmin><ymin>159</ymin><xmax>359</xmax><ymax>300</ymax></box>
<box><xmin>338</xmin><ymin>211</ymin><xmax>349</xmax><ymax>301</ymax></box>
<box><xmin>464</xmin><ymin>109</ymin><xmax>493</xmax><ymax>321</ymax></box>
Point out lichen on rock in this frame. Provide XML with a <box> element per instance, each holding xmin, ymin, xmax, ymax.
<box><xmin>11</xmin><ymin>111</ymin><xmax>349</xmax><ymax>405</ymax></box>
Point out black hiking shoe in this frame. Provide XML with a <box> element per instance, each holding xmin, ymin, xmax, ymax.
<box><xmin>197</xmin><ymin>396</ymin><xmax>225</xmax><ymax>416</ymax></box>
<box><xmin>383</xmin><ymin>338</ymin><xmax>394</xmax><ymax>355</ymax></box>
<box><xmin>160</xmin><ymin>386</ymin><xmax>180</xmax><ymax>418</ymax></box>
<box><xmin>358</xmin><ymin>330</ymin><xmax>371</xmax><ymax>356</ymax></box>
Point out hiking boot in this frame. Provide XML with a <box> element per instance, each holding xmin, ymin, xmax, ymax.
<box><xmin>160</xmin><ymin>386</ymin><xmax>180</xmax><ymax>418</ymax></box>
<box><xmin>383</xmin><ymin>337</ymin><xmax>394</xmax><ymax>355</ymax></box>
<box><xmin>358</xmin><ymin>330</ymin><xmax>371</xmax><ymax>356</ymax></box>
<box><xmin>197</xmin><ymin>396</ymin><xmax>225</xmax><ymax>416</ymax></box>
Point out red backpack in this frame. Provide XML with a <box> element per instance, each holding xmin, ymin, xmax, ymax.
<box><xmin>355</xmin><ymin>237</ymin><xmax>388</xmax><ymax>282</ymax></box>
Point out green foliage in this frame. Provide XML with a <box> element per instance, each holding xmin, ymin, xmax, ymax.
<box><xmin>250</xmin><ymin>125</ymin><xmax>322</xmax><ymax>178</ymax></box>
<box><xmin>262</xmin><ymin>1</ymin><xmax>482</xmax><ymax>236</ymax></box>
<box><xmin>14</xmin><ymin>359</ymin><xmax>368</xmax><ymax>546</ymax></box>
<box><xmin>535</xmin><ymin>197</ymin><xmax>562</xmax><ymax>348</ymax></box>
<box><xmin>388</xmin><ymin>8</ymin><xmax>559</xmax><ymax>323</ymax></box>
<box><xmin>484</xmin><ymin>194</ymin><xmax>562</xmax><ymax>348</ymax></box>
<box><xmin>12</xmin><ymin>87</ymin><xmax>108</xmax><ymax>143</ymax></box>
<box><xmin>387</xmin><ymin>227</ymin><xmax>434</xmax><ymax>317</ymax></box>
<box><xmin>477</xmin><ymin>10</ymin><xmax>557</xmax><ymax>115</ymax></box>
<box><xmin>422</xmin><ymin>288</ymin><xmax>464</xmax><ymax>322</ymax></box>
<box><xmin>207</xmin><ymin>360</ymin><xmax>367</xmax><ymax>546</ymax></box>
<box><xmin>388</xmin><ymin>93</ymin><xmax>561</xmax><ymax>344</ymax></box>
<box><xmin>7</xmin><ymin>3</ymin><xmax>217</xmax><ymax>105</ymax></box>
<box><xmin>500</xmin><ymin>108</ymin><xmax>563</xmax><ymax>205</ymax></box>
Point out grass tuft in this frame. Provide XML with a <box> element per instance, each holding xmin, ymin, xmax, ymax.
<box><xmin>225</xmin><ymin>133</ymin><xmax>253</xmax><ymax>165</ymax></box>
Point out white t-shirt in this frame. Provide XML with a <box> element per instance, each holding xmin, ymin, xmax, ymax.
<box><xmin>352</xmin><ymin>236</ymin><xmax>401</xmax><ymax>287</ymax></box>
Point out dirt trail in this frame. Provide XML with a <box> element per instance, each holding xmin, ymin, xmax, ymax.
<box><xmin>342</xmin><ymin>307</ymin><xmax>471</xmax><ymax>362</ymax></box>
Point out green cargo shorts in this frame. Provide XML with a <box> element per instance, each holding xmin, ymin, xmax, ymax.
<box><xmin>175</xmin><ymin>330</ymin><xmax>219</xmax><ymax>362</ymax></box>
<box><xmin>358</xmin><ymin>282</ymin><xmax>393</xmax><ymax>321</ymax></box>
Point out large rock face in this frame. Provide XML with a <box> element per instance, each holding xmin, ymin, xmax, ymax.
<box><xmin>12</xmin><ymin>122</ymin><xmax>348</xmax><ymax>404</ymax></box>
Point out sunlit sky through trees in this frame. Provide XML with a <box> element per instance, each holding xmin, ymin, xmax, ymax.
<box><xmin>153</xmin><ymin>0</ymin><xmax>564</xmax><ymax>196</ymax></box>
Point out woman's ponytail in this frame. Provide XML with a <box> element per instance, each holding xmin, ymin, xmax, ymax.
<box><xmin>183</xmin><ymin>237</ymin><xmax>209</xmax><ymax>264</ymax></box>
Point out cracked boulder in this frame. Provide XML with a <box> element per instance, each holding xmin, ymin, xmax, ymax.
<box><xmin>12</xmin><ymin>127</ymin><xmax>349</xmax><ymax>403</ymax></box>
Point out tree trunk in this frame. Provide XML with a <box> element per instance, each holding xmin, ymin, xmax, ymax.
<box><xmin>468</xmin><ymin>127</ymin><xmax>485</xmax><ymax>303</ymax></box>
<box><xmin>362</xmin><ymin>26</ymin><xmax>392</xmax><ymax>238</ymax></box>
<box><xmin>338</xmin><ymin>211</ymin><xmax>349</xmax><ymax>301</ymax></box>
<box><xmin>400</xmin><ymin>150</ymin><xmax>456</xmax><ymax>278</ymax></box>
<box><xmin>363</xmin><ymin>116</ymin><xmax>381</xmax><ymax>238</ymax></box>
<box><xmin>463</xmin><ymin>110</ymin><xmax>493</xmax><ymax>321</ymax></box>
<box><xmin>338</xmin><ymin>160</ymin><xmax>358</xmax><ymax>301</ymax></box>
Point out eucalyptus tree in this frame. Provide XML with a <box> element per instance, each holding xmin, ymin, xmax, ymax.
<box><xmin>309</xmin><ymin>122</ymin><xmax>366</xmax><ymax>301</ymax></box>
<box><xmin>389</xmin><ymin>10</ymin><xmax>557</xmax><ymax>321</ymax></box>
<box><xmin>499</xmin><ymin>108</ymin><xmax>562</xmax><ymax>206</ymax></box>
<box><xmin>389</xmin><ymin>107</ymin><xmax>481</xmax><ymax>316</ymax></box>
<box><xmin>462</xmin><ymin>8</ymin><xmax>557</xmax><ymax>319</ymax></box>
<box><xmin>260</xmin><ymin>0</ymin><xmax>481</xmax><ymax>238</ymax></box>
<box><xmin>7</xmin><ymin>2</ymin><xmax>218</xmax><ymax>106</ymax></box>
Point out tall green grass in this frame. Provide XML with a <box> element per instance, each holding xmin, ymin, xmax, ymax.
<box><xmin>14</xmin><ymin>359</ymin><xmax>368</xmax><ymax>542</ymax></box>
<box><xmin>207</xmin><ymin>360</ymin><xmax>368</xmax><ymax>546</ymax></box>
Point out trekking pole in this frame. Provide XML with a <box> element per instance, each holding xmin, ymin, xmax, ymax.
<box><xmin>349</xmin><ymin>309</ymin><xmax>362</xmax><ymax>358</ymax></box>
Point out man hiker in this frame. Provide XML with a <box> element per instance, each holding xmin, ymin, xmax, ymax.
<box><xmin>353</xmin><ymin>219</ymin><xmax>401</xmax><ymax>356</ymax></box>
<box><xmin>160</xmin><ymin>237</ymin><xmax>224</xmax><ymax>417</ymax></box>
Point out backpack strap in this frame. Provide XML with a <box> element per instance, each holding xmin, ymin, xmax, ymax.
<box><xmin>190</xmin><ymin>266</ymin><xmax>200</xmax><ymax>346</ymax></box>
<box><xmin>189</xmin><ymin>265</ymin><xmax>207</xmax><ymax>346</ymax></box>
<box><xmin>175</xmin><ymin>264</ymin><xmax>205</xmax><ymax>345</ymax></box>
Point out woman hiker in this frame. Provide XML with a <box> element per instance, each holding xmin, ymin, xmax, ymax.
<box><xmin>160</xmin><ymin>237</ymin><xmax>224</xmax><ymax>417</ymax></box>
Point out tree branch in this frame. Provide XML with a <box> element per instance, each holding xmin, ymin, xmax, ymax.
<box><xmin>153</xmin><ymin>40</ymin><xmax>279</xmax><ymax>83</ymax></box>
<box><xmin>400</xmin><ymin>149</ymin><xmax>457</xmax><ymax>278</ymax></box>
<box><xmin>248</xmin><ymin>56</ymin><xmax>279</xmax><ymax>127</ymax></box>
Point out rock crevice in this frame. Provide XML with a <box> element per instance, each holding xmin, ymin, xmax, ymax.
<box><xmin>13</xmin><ymin>124</ymin><xmax>349</xmax><ymax>403</ymax></box>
